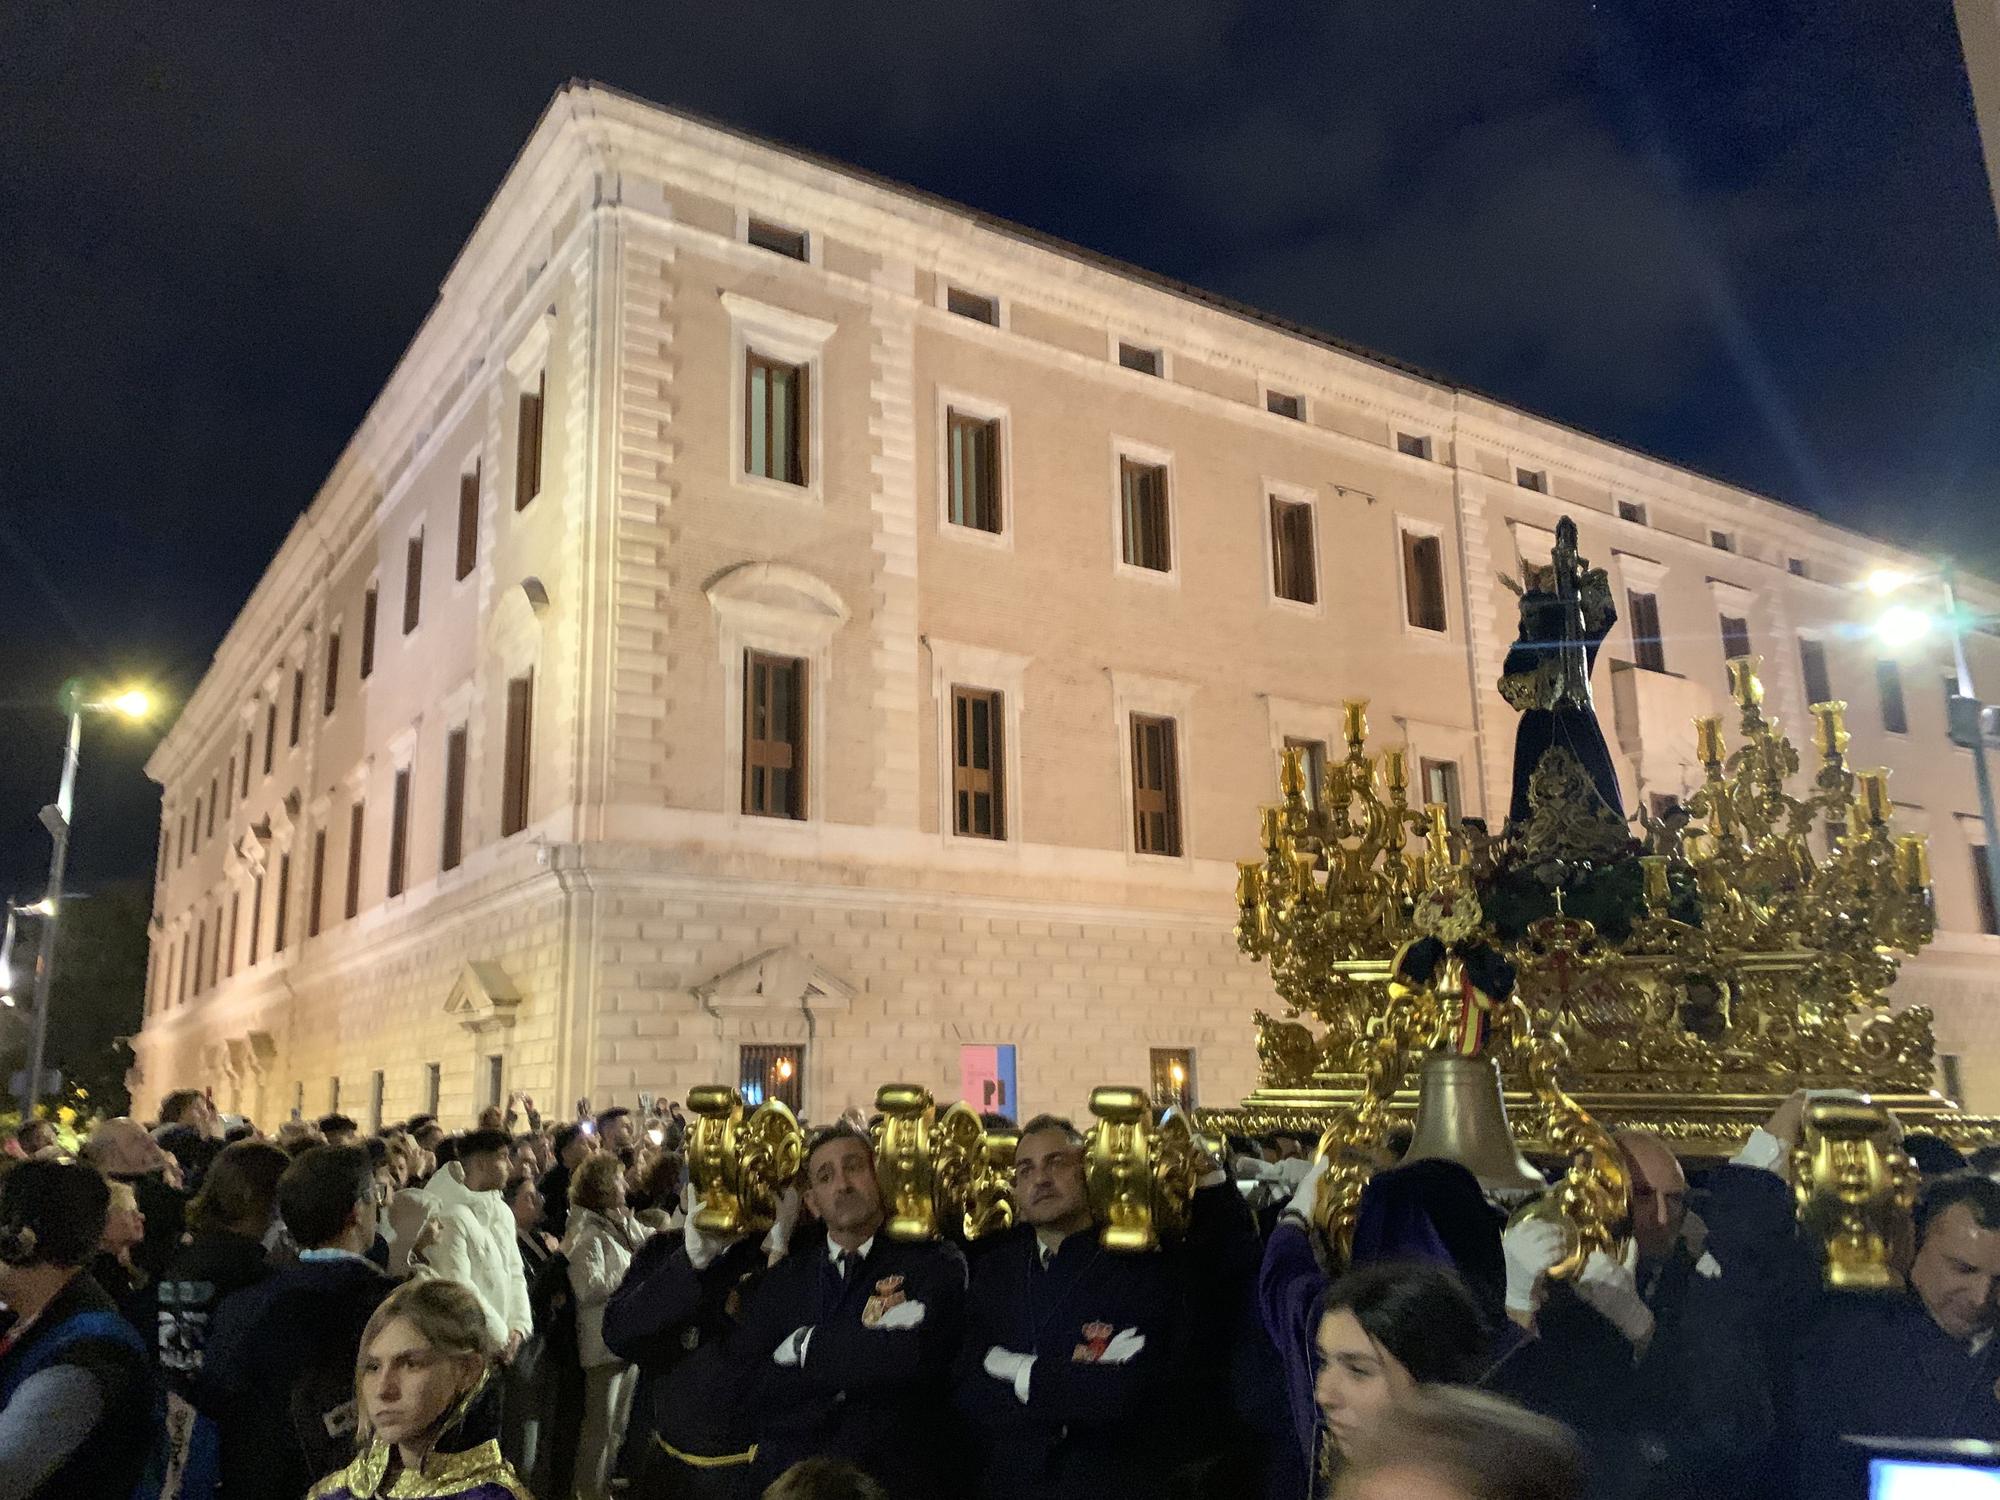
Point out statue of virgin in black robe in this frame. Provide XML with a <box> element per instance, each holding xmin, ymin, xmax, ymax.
<box><xmin>1499</xmin><ymin>517</ymin><xmax>1625</xmax><ymax>826</ymax></box>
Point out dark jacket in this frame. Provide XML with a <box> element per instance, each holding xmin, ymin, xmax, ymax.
<box><xmin>537</xmin><ymin>1162</ymin><xmax>573</xmax><ymax>1239</ymax></box>
<box><xmin>157</xmin><ymin>1125</ymin><xmax>228</xmax><ymax>1192</ymax></box>
<box><xmin>112</xmin><ymin>1168</ymin><xmax>191</xmax><ymax>1285</ymax></box>
<box><xmin>739</xmin><ymin>1229</ymin><xmax>968</xmax><ymax>1499</ymax></box>
<box><xmin>157</xmin><ymin>1228</ymin><xmax>271</xmax><ymax>1396</ymax></box>
<box><xmin>954</xmin><ymin>1223</ymin><xmax>1182</xmax><ymax>1500</ymax></box>
<box><xmin>197</xmin><ymin>1251</ymin><xmax>396</xmax><ymax>1500</ymax></box>
<box><xmin>603</xmin><ymin>1232</ymin><xmax>768</xmax><ymax>1487</ymax></box>
<box><xmin>0</xmin><ymin>1270</ymin><xmax>155</xmax><ymax>1500</ymax></box>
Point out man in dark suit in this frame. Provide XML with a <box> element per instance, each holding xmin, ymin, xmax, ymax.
<box><xmin>954</xmin><ymin>1114</ymin><xmax>1183</xmax><ymax>1500</ymax></box>
<box><xmin>739</xmin><ymin>1122</ymin><xmax>967</xmax><ymax>1499</ymax></box>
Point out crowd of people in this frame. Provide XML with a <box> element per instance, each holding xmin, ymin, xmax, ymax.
<box><xmin>0</xmin><ymin>1084</ymin><xmax>1992</xmax><ymax>1499</ymax></box>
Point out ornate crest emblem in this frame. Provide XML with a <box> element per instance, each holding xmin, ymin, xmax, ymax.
<box><xmin>1071</xmin><ymin>1320</ymin><xmax>1114</xmax><ymax>1363</ymax></box>
<box><xmin>861</xmin><ymin>1273</ymin><xmax>907</xmax><ymax>1327</ymax></box>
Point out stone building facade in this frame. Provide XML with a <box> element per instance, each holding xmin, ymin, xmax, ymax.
<box><xmin>135</xmin><ymin>83</ymin><xmax>2000</xmax><ymax>1128</ymax></box>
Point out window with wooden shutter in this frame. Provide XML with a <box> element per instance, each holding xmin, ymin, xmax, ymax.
<box><xmin>1270</xmin><ymin>496</ymin><xmax>1317</xmax><ymax>604</ymax></box>
<box><xmin>516</xmin><ymin>376</ymin><xmax>544</xmax><ymax>511</ymax></box>
<box><xmin>323</xmin><ymin>632</ymin><xmax>340</xmax><ymax>716</ymax></box>
<box><xmin>1119</xmin><ymin>459</ymin><xmax>1171</xmax><ymax>572</ymax></box>
<box><xmin>1402</xmin><ymin>531</ymin><xmax>1447</xmax><ymax>631</ymax></box>
<box><xmin>745</xmin><ymin>353</ymin><xmax>806</xmax><ymax>485</ymax></box>
<box><xmin>947</xmin><ymin>412</ymin><xmax>1002</xmax><ymax>533</ymax></box>
<box><xmin>344</xmin><ymin>801</ymin><xmax>364</xmax><ymax>920</ymax></box>
<box><xmin>1628</xmin><ymin>591</ymin><xmax>1666</xmax><ymax>672</ymax></box>
<box><xmin>457</xmin><ymin>463</ymin><xmax>480</xmax><ymax>578</ymax></box>
<box><xmin>743</xmin><ymin>653</ymin><xmax>807</xmax><ymax>820</ymax></box>
<box><xmin>308</xmin><ymin>828</ymin><xmax>326</xmax><ymax>939</ymax></box>
<box><xmin>951</xmin><ymin>687</ymin><xmax>1006</xmax><ymax>839</ymax></box>
<box><xmin>387</xmin><ymin>768</ymin><xmax>411</xmax><ymax>898</ymax></box>
<box><xmin>1799</xmin><ymin>637</ymin><xmax>1834</xmax><ymax>706</ymax></box>
<box><xmin>441</xmin><ymin>726</ymin><xmax>468</xmax><ymax>871</ymax></box>
<box><xmin>1130</xmin><ymin>714</ymin><xmax>1183</xmax><ymax>856</ymax></box>
<box><xmin>403</xmin><ymin>531</ymin><xmax>424</xmax><ymax>635</ymax></box>
<box><xmin>501</xmin><ymin>673</ymin><xmax>534</xmax><ymax>836</ymax></box>
<box><xmin>360</xmin><ymin>588</ymin><xmax>378</xmax><ymax>679</ymax></box>
<box><xmin>1719</xmin><ymin>614</ymin><xmax>1752</xmax><ymax>665</ymax></box>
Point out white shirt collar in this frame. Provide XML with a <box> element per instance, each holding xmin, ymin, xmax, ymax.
<box><xmin>827</xmin><ymin>1235</ymin><xmax>874</xmax><ymax>1265</ymax></box>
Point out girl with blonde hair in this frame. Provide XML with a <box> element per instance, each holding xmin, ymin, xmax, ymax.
<box><xmin>309</xmin><ymin>1277</ymin><xmax>531</xmax><ymax>1499</ymax></box>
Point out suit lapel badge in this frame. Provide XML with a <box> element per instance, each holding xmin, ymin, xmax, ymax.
<box><xmin>861</xmin><ymin>1274</ymin><xmax>907</xmax><ymax>1327</ymax></box>
<box><xmin>1072</xmin><ymin>1320</ymin><xmax>1114</xmax><ymax>1363</ymax></box>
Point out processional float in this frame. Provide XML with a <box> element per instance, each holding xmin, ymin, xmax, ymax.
<box><xmin>678</xmin><ymin>517</ymin><xmax>1971</xmax><ymax>1287</ymax></box>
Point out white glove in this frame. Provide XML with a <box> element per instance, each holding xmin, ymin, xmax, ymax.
<box><xmin>1729</xmin><ymin>1127</ymin><xmax>1786</xmax><ymax>1176</ymax></box>
<box><xmin>762</xmin><ymin>1187</ymin><xmax>802</xmax><ymax>1262</ymax></box>
<box><xmin>1270</xmin><ymin>1157</ymin><xmax>1311</xmax><ymax>1188</ymax></box>
<box><xmin>683</xmin><ymin>1200</ymin><xmax>743</xmax><ymax>1272</ymax></box>
<box><xmin>1281</xmin><ymin>1155</ymin><xmax>1329</xmax><ymax>1226</ymax></box>
<box><xmin>1100</xmin><ymin>1327</ymin><xmax>1146</xmax><ymax>1365</ymax></box>
<box><xmin>1575</xmin><ymin>1242</ymin><xmax>1655</xmax><ymax>1349</ymax></box>
<box><xmin>1502</xmin><ymin>1217</ymin><xmax>1568</xmax><ymax>1316</ymax></box>
<box><xmin>875</xmin><ymin>1298</ymin><xmax>926</xmax><ymax>1331</ymax></box>
<box><xmin>983</xmin><ymin>1345</ymin><xmax>1036</xmax><ymax>1404</ymax></box>
<box><xmin>772</xmin><ymin>1325</ymin><xmax>814</xmax><ymax>1367</ymax></box>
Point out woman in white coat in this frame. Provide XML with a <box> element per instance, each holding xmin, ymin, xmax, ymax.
<box><xmin>564</xmin><ymin>1150</ymin><xmax>653</xmax><ymax>1499</ymax></box>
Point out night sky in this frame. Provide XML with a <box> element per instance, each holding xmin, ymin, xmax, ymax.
<box><xmin>4</xmin><ymin>0</ymin><xmax>1998</xmax><ymax>898</ymax></box>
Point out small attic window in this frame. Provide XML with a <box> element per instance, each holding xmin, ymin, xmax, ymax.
<box><xmin>747</xmin><ymin>218</ymin><xmax>809</xmax><ymax>261</ymax></box>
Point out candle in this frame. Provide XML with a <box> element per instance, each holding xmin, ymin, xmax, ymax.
<box><xmin>1260</xmin><ymin>806</ymin><xmax>1282</xmax><ymax>853</ymax></box>
<box><xmin>1639</xmin><ymin>855</ymin><xmax>1670</xmax><ymax>914</ymax></box>
<box><xmin>1279</xmin><ymin>744</ymin><xmax>1305</xmax><ymax>799</ymax></box>
<box><xmin>1383</xmin><ymin>748</ymin><xmax>1409</xmax><ymax>796</ymax></box>
<box><xmin>1342</xmin><ymin>700</ymin><xmax>1369</xmax><ymax>750</ymax></box>
<box><xmin>1236</xmin><ymin>861</ymin><xmax>1264</xmax><ymax>908</ymax></box>
<box><xmin>1727</xmin><ymin>655</ymin><xmax>1764</xmax><ymax>708</ymax></box>
<box><xmin>1695</xmin><ymin>716</ymin><xmax>1725</xmax><ymax>767</ymax></box>
<box><xmin>1857</xmin><ymin>770</ymin><xmax>1891</xmax><ymax>826</ymax></box>
<box><xmin>1290</xmin><ymin>851</ymin><xmax>1317</xmax><ymax>900</ymax></box>
<box><xmin>1811</xmin><ymin>700</ymin><xmax>1850</xmax><ymax>759</ymax></box>
<box><xmin>1895</xmin><ymin>834</ymin><xmax>1930</xmax><ymax>891</ymax></box>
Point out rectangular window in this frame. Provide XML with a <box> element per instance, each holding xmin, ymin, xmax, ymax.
<box><xmin>248</xmin><ymin>875</ymin><xmax>264</xmax><ymax>966</ymax></box>
<box><xmin>1130</xmin><ymin>713</ymin><xmax>1183</xmax><ymax>857</ymax></box>
<box><xmin>1719</xmin><ymin>614</ymin><xmax>1753</xmax><ymax>665</ymax></box>
<box><xmin>323</xmin><ymin>632</ymin><xmax>340</xmax><ymax>717</ymax></box>
<box><xmin>402</xmin><ymin>531</ymin><xmax>424</xmax><ymax>635</ymax></box>
<box><xmin>425</xmin><ymin>1062</ymin><xmax>441</xmax><ymax>1117</ymax></box>
<box><xmin>288</xmin><ymin>668</ymin><xmax>304</xmax><ymax>748</ymax></box>
<box><xmin>457</xmin><ymin>463</ymin><xmax>481</xmax><ymax>577</ymax></box>
<box><xmin>308</xmin><ymin>828</ymin><xmax>326</xmax><ymax>939</ymax></box>
<box><xmin>1150</xmin><ymin>1047</ymin><xmax>1197</xmax><ymax>1111</ymax></box>
<box><xmin>1422</xmin><ymin>759</ymin><xmax>1463</xmax><ymax>825</ymax></box>
<box><xmin>441</xmin><ymin>727</ymin><xmax>468</xmax><ymax>872</ymax></box>
<box><xmin>1516</xmin><ymin>467</ymin><xmax>1548</xmax><ymax>492</ymax></box>
<box><xmin>1118</xmin><ymin>458</ymin><xmax>1171</xmax><ymax>572</ymax></box>
<box><xmin>226</xmin><ymin>891</ymin><xmax>239</xmax><ymax>979</ymax></box>
<box><xmin>951</xmin><ymin>687</ymin><xmax>1006</xmax><ymax>839</ymax></box>
<box><xmin>1800</xmin><ymin>637</ymin><xmax>1834</xmax><ymax>706</ymax></box>
<box><xmin>1266</xmin><ymin>390</ymin><xmax>1302</xmax><ymax>420</ymax></box>
<box><xmin>1788</xmin><ymin>557</ymin><xmax>1808</xmax><ymax>578</ymax></box>
<box><xmin>1711</xmin><ymin>529</ymin><xmax>1735</xmax><ymax>552</ymax></box>
<box><xmin>177</xmin><ymin>814</ymin><xmax>187</xmax><ymax>868</ymax></box>
<box><xmin>329</xmin><ymin>1078</ymin><xmax>341</xmax><ymax>1113</ymax></box>
<box><xmin>1285</xmin><ymin>737</ymin><xmax>1327</xmax><ymax>811</ymax></box>
<box><xmin>345</xmin><ymin>801</ymin><xmax>364</xmax><ymax>920</ymax></box>
<box><xmin>193</xmin><ymin>920</ymin><xmax>206</xmax><ymax>998</ymax></box>
<box><xmin>1117</xmin><ymin>342</ymin><xmax>1162</xmax><ymax>376</ymax></box>
<box><xmin>208</xmin><ymin>904</ymin><xmax>222</xmax><ymax>989</ymax></box>
<box><xmin>1877</xmin><ymin>658</ymin><xmax>1909</xmax><ymax>735</ymax></box>
<box><xmin>501</xmin><ymin>673</ymin><xmax>535</xmax><ymax>837</ymax></box>
<box><xmin>1618</xmin><ymin>500</ymin><xmax>1647</xmax><ymax>525</ymax></box>
<box><xmin>207</xmin><ymin>779</ymin><xmax>218</xmax><ymax>839</ymax></box>
<box><xmin>946</xmin><ymin>411</ymin><xmax>1002</xmax><ymax>533</ymax></box>
<box><xmin>241</xmin><ymin>733</ymin><xmax>253</xmax><ymax>796</ymax></box>
<box><xmin>744</xmin><ymin>352</ymin><xmax>807</xmax><ymax>485</ymax></box>
<box><xmin>263</xmin><ymin>700</ymin><xmax>277</xmax><ymax>775</ymax></box>
<box><xmin>739</xmin><ymin>1043</ymin><xmax>804</xmax><ymax>1111</ymax></box>
<box><xmin>1397</xmin><ymin>431</ymin><xmax>1433</xmax><ymax>460</ymax></box>
<box><xmin>370</xmin><ymin>1072</ymin><xmax>386</xmax><ymax>1134</ymax></box>
<box><xmin>747</xmin><ymin>218</ymin><xmax>808</xmax><ymax>259</ymax></box>
<box><xmin>190</xmin><ymin>798</ymin><xmax>201</xmax><ymax>856</ymax></box>
<box><xmin>743</xmin><ymin>653</ymin><xmax>807</xmax><ymax>820</ymax></box>
<box><xmin>272</xmin><ymin>852</ymin><xmax>291</xmax><ymax>955</ymax></box>
<box><xmin>946</xmin><ymin>287</ymin><xmax>998</xmax><ymax>325</ymax></box>
<box><xmin>1974</xmin><ymin>848</ymin><xmax>1999</xmax><ymax>936</ymax></box>
<box><xmin>225</xmin><ymin>758</ymin><xmax>235</xmax><ymax>818</ymax></box>
<box><xmin>360</xmin><ymin>587</ymin><xmax>378</xmax><ymax>679</ymax></box>
<box><xmin>1628</xmin><ymin>590</ymin><xmax>1666</xmax><ymax>672</ymax></box>
<box><xmin>1402</xmin><ymin>530</ymin><xmax>1447</xmax><ymax>632</ymax></box>
<box><xmin>485</xmin><ymin>1055</ymin><xmax>505</xmax><ymax>1112</ymax></box>
<box><xmin>178</xmin><ymin>936</ymin><xmax>190</xmax><ymax>1005</ymax></box>
<box><xmin>1270</xmin><ymin>496</ymin><xmax>1318</xmax><ymax>605</ymax></box>
<box><xmin>516</xmin><ymin>376</ymin><xmax>544</xmax><ymax>511</ymax></box>
<box><xmin>387</xmin><ymin>767</ymin><xmax>411</xmax><ymax>899</ymax></box>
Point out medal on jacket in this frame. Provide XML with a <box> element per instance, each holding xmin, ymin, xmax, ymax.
<box><xmin>861</xmin><ymin>1275</ymin><xmax>906</xmax><ymax>1327</ymax></box>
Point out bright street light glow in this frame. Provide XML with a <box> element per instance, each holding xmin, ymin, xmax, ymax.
<box><xmin>1866</xmin><ymin>568</ymin><xmax>1914</xmax><ymax>597</ymax></box>
<box><xmin>15</xmin><ymin>899</ymin><xmax>53</xmax><ymax>918</ymax></box>
<box><xmin>94</xmin><ymin>688</ymin><xmax>155</xmax><ymax>720</ymax></box>
<box><xmin>1874</xmin><ymin>605</ymin><xmax>1935</xmax><ymax>647</ymax></box>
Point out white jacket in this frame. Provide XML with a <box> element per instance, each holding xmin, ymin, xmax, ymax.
<box><xmin>415</xmin><ymin>1163</ymin><xmax>533</xmax><ymax>1349</ymax></box>
<box><xmin>564</xmin><ymin>1207</ymin><xmax>650</xmax><ymax>1368</ymax></box>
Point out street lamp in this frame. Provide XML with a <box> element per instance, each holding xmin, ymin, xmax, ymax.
<box><xmin>1867</xmin><ymin>566</ymin><xmax>2000</xmax><ymax>927</ymax></box>
<box><xmin>18</xmin><ymin>679</ymin><xmax>156</xmax><ymax>1117</ymax></box>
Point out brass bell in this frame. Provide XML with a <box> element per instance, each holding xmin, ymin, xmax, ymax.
<box><xmin>1400</xmin><ymin>1054</ymin><xmax>1547</xmax><ymax>1195</ymax></box>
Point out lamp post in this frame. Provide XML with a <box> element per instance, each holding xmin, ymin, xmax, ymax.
<box><xmin>1868</xmin><ymin>566</ymin><xmax>2000</xmax><ymax>926</ymax></box>
<box><xmin>20</xmin><ymin>680</ymin><xmax>154</xmax><ymax>1117</ymax></box>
